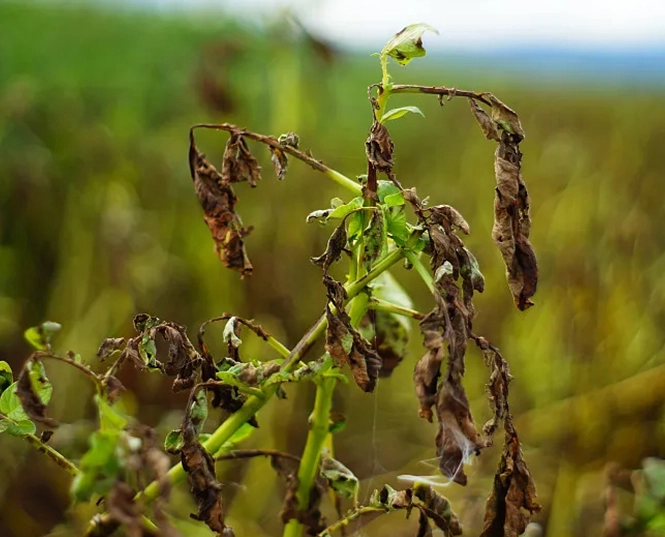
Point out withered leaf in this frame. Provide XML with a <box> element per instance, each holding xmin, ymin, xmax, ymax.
<box><xmin>325</xmin><ymin>306</ymin><xmax>381</xmax><ymax>393</ymax></box>
<box><xmin>474</xmin><ymin>336</ymin><xmax>512</xmax><ymax>443</ymax></box>
<box><xmin>101</xmin><ymin>375</ymin><xmax>126</xmax><ymax>404</ymax></box>
<box><xmin>221</xmin><ymin>133</ymin><xmax>261</xmax><ymax>187</ymax></box>
<box><xmin>468</xmin><ymin>99</ymin><xmax>500</xmax><ymax>142</ymax></box>
<box><xmin>430</xmin><ymin>205</ymin><xmax>470</xmax><ymax>236</ymax></box>
<box><xmin>362</xmin><ymin>209</ymin><xmax>386</xmax><ymax>271</ymax></box>
<box><xmin>365</xmin><ymin>120</ymin><xmax>394</xmax><ymax>172</ymax></box>
<box><xmin>270</xmin><ymin>147</ymin><xmax>288</xmax><ymax>181</ymax></box>
<box><xmin>493</xmin><ymin>140</ymin><xmax>538</xmax><ymax>310</ymax></box>
<box><xmin>97</xmin><ymin>338</ymin><xmax>126</xmax><ymax>361</ymax></box>
<box><xmin>189</xmin><ymin>130</ymin><xmax>253</xmax><ymax>277</ymax></box>
<box><xmin>180</xmin><ymin>389</ymin><xmax>234</xmax><ymax>536</ymax></box>
<box><xmin>361</xmin><ymin>309</ymin><xmax>409</xmax><ymax>377</ymax></box>
<box><xmin>156</xmin><ymin>323</ymin><xmax>202</xmax><ymax>393</ymax></box>
<box><xmin>486</xmin><ymin>94</ymin><xmax>525</xmax><ymax>141</ymax></box>
<box><xmin>480</xmin><ymin>424</ymin><xmax>540</xmax><ymax>537</ymax></box>
<box><xmin>435</xmin><ymin>381</ymin><xmax>485</xmax><ymax>486</ymax></box>
<box><xmin>107</xmin><ymin>481</ymin><xmax>142</xmax><ymax>537</ymax></box>
<box><xmin>311</xmin><ymin>222</ymin><xmax>348</xmax><ymax>272</ymax></box>
<box><xmin>16</xmin><ymin>358</ymin><xmax>58</xmax><ymax>428</ymax></box>
<box><xmin>414</xmin><ymin>484</ymin><xmax>463</xmax><ymax>536</ymax></box>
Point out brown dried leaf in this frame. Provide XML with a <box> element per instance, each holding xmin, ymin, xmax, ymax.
<box><xmin>189</xmin><ymin>131</ymin><xmax>253</xmax><ymax>277</ymax></box>
<box><xmin>107</xmin><ymin>481</ymin><xmax>142</xmax><ymax>537</ymax></box>
<box><xmin>493</xmin><ymin>140</ymin><xmax>538</xmax><ymax>310</ymax></box>
<box><xmin>180</xmin><ymin>390</ymin><xmax>234</xmax><ymax>536</ymax></box>
<box><xmin>270</xmin><ymin>147</ymin><xmax>288</xmax><ymax>181</ymax></box>
<box><xmin>365</xmin><ymin>120</ymin><xmax>394</xmax><ymax>172</ymax></box>
<box><xmin>486</xmin><ymin>94</ymin><xmax>525</xmax><ymax>140</ymax></box>
<box><xmin>97</xmin><ymin>338</ymin><xmax>126</xmax><ymax>361</ymax></box>
<box><xmin>311</xmin><ymin>222</ymin><xmax>347</xmax><ymax>272</ymax></box>
<box><xmin>430</xmin><ymin>205</ymin><xmax>470</xmax><ymax>235</ymax></box>
<box><xmin>480</xmin><ymin>424</ymin><xmax>540</xmax><ymax>537</ymax></box>
<box><xmin>221</xmin><ymin>133</ymin><xmax>261</xmax><ymax>187</ymax></box>
<box><xmin>469</xmin><ymin>99</ymin><xmax>500</xmax><ymax>142</ymax></box>
<box><xmin>101</xmin><ymin>375</ymin><xmax>126</xmax><ymax>404</ymax></box>
<box><xmin>435</xmin><ymin>381</ymin><xmax>485</xmax><ymax>486</ymax></box>
<box><xmin>16</xmin><ymin>358</ymin><xmax>58</xmax><ymax>428</ymax></box>
<box><xmin>156</xmin><ymin>323</ymin><xmax>202</xmax><ymax>392</ymax></box>
<box><xmin>414</xmin><ymin>484</ymin><xmax>463</xmax><ymax>536</ymax></box>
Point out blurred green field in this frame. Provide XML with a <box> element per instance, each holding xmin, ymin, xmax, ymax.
<box><xmin>1</xmin><ymin>2</ymin><xmax>665</xmax><ymax>537</ymax></box>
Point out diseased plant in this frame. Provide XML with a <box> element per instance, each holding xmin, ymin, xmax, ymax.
<box><xmin>0</xmin><ymin>24</ymin><xmax>540</xmax><ymax>537</ymax></box>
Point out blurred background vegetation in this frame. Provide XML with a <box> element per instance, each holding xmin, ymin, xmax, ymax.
<box><xmin>1</xmin><ymin>2</ymin><xmax>665</xmax><ymax>536</ymax></box>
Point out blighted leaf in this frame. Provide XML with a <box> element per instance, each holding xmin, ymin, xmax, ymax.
<box><xmin>480</xmin><ymin>425</ymin><xmax>540</xmax><ymax>537</ymax></box>
<box><xmin>24</xmin><ymin>321</ymin><xmax>61</xmax><ymax>350</ymax></box>
<box><xmin>486</xmin><ymin>94</ymin><xmax>525</xmax><ymax>140</ymax></box>
<box><xmin>189</xmin><ymin>131</ymin><xmax>253</xmax><ymax>277</ymax></box>
<box><xmin>270</xmin><ymin>132</ymin><xmax>298</xmax><ymax>181</ymax></box>
<box><xmin>381</xmin><ymin>23</ymin><xmax>439</xmax><ymax>65</ymax></box>
<box><xmin>97</xmin><ymin>338</ymin><xmax>126</xmax><ymax>361</ymax></box>
<box><xmin>362</xmin><ymin>209</ymin><xmax>386</xmax><ymax>271</ymax></box>
<box><xmin>473</xmin><ymin>336</ymin><xmax>511</xmax><ymax>442</ymax></box>
<box><xmin>311</xmin><ymin>222</ymin><xmax>348</xmax><ymax>271</ymax></box>
<box><xmin>435</xmin><ymin>381</ymin><xmax>485</xmax><ymax>486</ymax></box>
<box><xmin>107</xmin><ymin>481</ymin><xmax>142</xmax><ymax>537</ymax></box>
<box><xmin>16</xmin><ymin>358</ymin><xmax>57</xmax><ymax>428</ymax></box>
<box><xmin>414</xmin><ymin>483</ymin><xmax>463</xmax><ymax>536</ymax></box>
<box><xmin>321</xmin><ymin>454</ymin><xmax>359</xmax><ymax>501</ymax></box>
<box><xmin>459</xmin><ymin>247</ymin><xmax>485</xmax><ymax>294</ymax></box>
<box><xmin>222</xmin><ymin>133</ymin><xmax>261</xmax><ymax>187</ymax></box>
<box><xmin>492</xmin><ymin>142</ymin><xmax>538</xmax><ymax>310</ymax></box>
<box><xmin>430</xmin><ymin>205</ymin><xmax>470</xmax><ymax>235</ymax></box>
<box><xmin>380</xmin><ymin>105</ymin><xmax>424</xmax><ymax>123</ymax></box>
<box><xmin>468</xmin><ymin>99</ymin><xmax>500</xmax><ymax>142</ymax></box>
<box><xmin>365</xmin><ymin>121</ymin><xmax>394</xmax><ymax>172</ymax></box>
<box><xmin>369</xmin><ymin>484</ymin><xmax>413</xmax><ymax>510</ymax></box>
<box><xmin>0</xmin><ymin>361</ymin><xmax>12</xmax><ymax>395</ymax></box>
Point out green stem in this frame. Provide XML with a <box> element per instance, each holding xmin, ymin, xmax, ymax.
<box><xmin>368</xmin><ymin>297</ymin><xmax>425</xmax><ymax>320</ymax></box>
<box><xmin>23</xmin><ymin>433</ymin><xmax>79</xmax><ymax>477</ymax></box>
<box><xmin>283</xmin><ymin>374</ymin><xmax>337</xmax><ymax>537</ymax></box>
<box><xmin>317</xmin><ymin>505</ymin><xmax>386</xmax><ymax>536</ymax></box>
<box><xmin>325</xmin><ymin>169</ymin><xmax>363</xmax><ymax>195</ymax></box>
<box><xmin>404</xmin><ymin>250</ymin><xmax>434</xmax><ymax>293</ymax></box>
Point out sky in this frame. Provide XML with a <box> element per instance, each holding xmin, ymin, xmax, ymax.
<box><xmin>138</xmin><ymin>0</ymin><xmax>665</xmax><ymax>51</ymax></box>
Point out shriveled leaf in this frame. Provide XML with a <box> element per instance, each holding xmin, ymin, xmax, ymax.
<box><xmin>222</xmin><ymin>133</ymin><xmax>261</xmax><ymax>187</ymax></box>
<box><xmin>16</xmin><ymin>358</ymin><xmax>57</xmax><ymax>428</ymax></box>
<box><xmin>369</xmin><ymin>484</ymin><xmax>412</xmax><ymax>510</ymax></box>
<box><xmin>480</xmin><ymin>427</ymin><xmax>540</xmax><ymax>537</ymax></box>
<box><xmin>486</xmin><ymin>94</ymin><xmax>525</xmax><ymax>140</ymax></box>
<box><xmin>270</xmin><ymin>147</ymin><xmax>288</xmax><ymax>181</ymax></box>
<box><xmin>430</xmin><ymin>205</ymin><xmax>470</xmax><ymax>235</ymax></box>
<box><xmin>97</xmin><ymin>338</ymin><xmax>126</xmax><ymax>361</ymax></box>
<box><xmin>459</xmin><ymin>247</ymin><xmax>485</xmax><ymax>294</ymax></box>
<box><xmin>311</xmin><ymin>222</ymin><xmax>348</xmax><ymax>272</ymax></box>
<box><xmin>107</xmin><ymin>481</ymin><xmax>142</xmax><ymax>537</ymax></box>
<box><xmin>365</xmin><ymin>121</ymin><xmax>394</xmax><ymax>172</ymax></box>
<box><xmin>320</xmin><ymin>454</ymin><xmax>359</xmax><ymax>501</ymax></box>
<box><xmin>381</xmin><ymin>23</ymin><xmax>439</xmax><ymax>65</ymax></box>
<box><xmin>469</xmin><ymin>99</ymin><xmax>500</xmax><ymax>142</ymax></box>
<box><xmin>493</xmin><ymin>144</ymin><xmax>538</xmax><ymax>310</ymax></box>
<box><xmin>414</xmin><ymin>484</ymin><xmax>463</xmax><ymax>536</ymax></box>
<box><xmin>435</xmin><ymin>381</ymin><xmax>485</xmax><ymax>486</ymax></box>
<box><xmin>380</xmin><ymin>105</ymin><xmax>424</xmax><ymax>123</ymax></box>
<box><xmin>24</xmin><ymin>321</ymin><xmax>61</xmax><ymax>350</ymax></box>
<box><xmin>0</xmin><ymin>361</ymin><xmax>12</xmax><ymax>395</ymax></box>
<box><xmin>473</xmin><ymin>336</ymin><xmax>511</xmax><ymax>442</ymax></box>
<box><xmin>189</xmin><ymin>131</ymin><xmax>253</xmax><ymax>277</ymax></box>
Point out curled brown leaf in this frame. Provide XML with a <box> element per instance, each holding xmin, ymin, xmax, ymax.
<box><xmin>222</xmin><ymin>132</ymin><xmax>261</xmax><ymax>187</ymax></box>
<box><xmin>16</xmin><ymin>358</ymin><xmax>58</xmax><ymax>428</ymax></box>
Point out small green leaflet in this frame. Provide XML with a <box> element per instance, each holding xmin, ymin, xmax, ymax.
<box><xmin>320</xmin><ymin>454</ymin><xmax>359</xmax><ymax>501</ymax></box>
<box><xmin>380</xmin><ymin>106</ymin><xmax>424</xmax><ymax>124</ymax></box>
<box><xmin>381</xmin><ymin>23</ymin><xmax>439</xmax><ymax>66</ymax></box>
<box><xmin>306</xmin><ymin>196</ymin><xmax>363</xmax><ymax>224</ymax></box>
<box><xmin>0</xmin><ymin>361</ymin><xmax>12</xmax><ymax>395</ymax></box>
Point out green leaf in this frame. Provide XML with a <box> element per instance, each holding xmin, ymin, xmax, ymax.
<box><xmin>24</xmin><ymin>321</ymin><xmax>62</xmax><ymax>350</ymax></box>
<box><xmin>189</xmin><ymin>388</ymin><xmax>208</xmax><ymax>435</ymax></box>
<box><xmin>164</xmin><ymin>429</ymin><xmax>184</xmax><ymax>454</ymax></box>
<box><xmin>346</xmin><ymin>212</ymin><xmax>364</xmax><ymax>244</ymax></box>
<box><xmin>0</xmin><ymin>361</ymin><xmax>13</xmax><ymax>395</ymax></box>
<box><xmin>377</xmin><ymin>180</ymin><xmax>400</xmax><ymax>202</ymax></box>
<box><xmin>71</xmin><ymin>429</ymin><xmax>122</xmax><ymax>501</ymax></box>
<box><xmin>384</xmin><ymin>206</ymin><xmax>409</xmax><ymax>245</ymax></box>
<box><xmin>380</xmin><ymin>106</ymin><xmax>424</xmax><ymax>123</ymax></box>
<box><xmin>0</xmin><ymin>418</ymin><xmax>36</xmax><ymax>436</ymax></box>
<box><xmin>306</xmin><ymin>196</ymin><xmax>363</xmax><ymax>224</ymax></box>
<box><xmin>0</xmin><ymin>382</ymin><xmax>26</xmax><ymax>421</ymax></box>
<box><xmin>383</xmin><ymin>192</ymin><xmax>405</xmax><ymax>207</ymax></box>
<box><xmin>363</xmin><ymin>209</ymin><xmax>387</xmax><ymax>271</ymax></box>
<box><xmin>381</xmin><ymin>23</ymin><xmax>439</xmax><ymax>66</ymax></box>
<box><xmin>27</xmin><ymin>359</ymin><xmax>53</xmax><ymax>405</ymax></box>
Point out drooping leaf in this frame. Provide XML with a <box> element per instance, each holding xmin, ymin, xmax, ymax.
<box><xmin>380</xmin><ymin>105</ymin><xmax>424</xmax><ymax>123</ymax></box>
<box><xmin>0</xmin><ymin>418</ymin><xmax>36</xmax><ymax>437</ymax></box>
<box><xmin>222</xmin><ymin>132</ymin><xmax>262</xmax><ymax>187</ymax></box>
<box><xmin>492</xmin><ymin>136</ymin><xmax>538</xmax><ymax>310</ymax></box>
<box><xmin>306</xmin><ymin>196</ymin><xmax>363</xmax><ymax>224</ymax></box>
<box><xmin>414</xmin><ymin>483</ymin><xmax>463</xmax><ymax>536</ymax></box>
<box><xmin>97</xmin><ymin>338</ymin><xmax>126</xmax><ymax>361</ymax></box>
<box><xmin>362</xmin><ymin>209</ymin><xmax>386</xmax><ymax>271</ymax></box>
<box><xmin>381</xmin><ymin>23</ymin><xmax>439</xmax><ymax>65</ymax></box>
<box><xmin>189</xmin><ymin>130</ymin><xmax>253</xmax><ymax>277</ymax></box>
<box><xmin>468</xmin><ymin>99</ymin><xmax>500</xmax><ymax>142</ymax></box>
<box><xmin>365</xmin><ymin>121</ymin><xmax>394</xmax><ymax>173</ymax></box>
<box><xmin>311</xmin><ymin>222</ymin><xmax>348</xmax><ymax>271</ymax></box>
<box><xmin>486</xmin><ymin>94</ymin><xmax>525</xmax><ymax>140</ymax></box>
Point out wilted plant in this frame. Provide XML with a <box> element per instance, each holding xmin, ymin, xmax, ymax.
<box><xmin>0</xmin><ymin>24</ymin><xmax>540</xmax><ymax>537</ymax></box>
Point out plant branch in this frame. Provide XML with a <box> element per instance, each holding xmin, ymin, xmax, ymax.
<box><xmin>403</xmin><ymin>250</ymin><xmax>434</xmax><ymax>294</ymax></box>
<box><xmin>368</xmin><ymin>297</ymin><xmax>425</xmax><ymax>320</ymax></box>
<box><xmin>389</xmin><ymin>84</ymin><xmax>492</xmax><ymax>106</ymax></box>
<box><xmin>317</xmin><ymin>505</ymin><xmax>386</xmax><ymax>536</ymax></box>
<box><xmin>215</xmin><ymin>449</ymin><xmax>301</xmax><ymax>463</ymax></box>
<box><xmin>191</xmin><ymin>124</ymin><xmax>362</xmax><ymax>195</ymax></box>
<box><xmin>21</xmin><ymin>432</ymin><xmax>80</xmax><ymax>477</ymax></box>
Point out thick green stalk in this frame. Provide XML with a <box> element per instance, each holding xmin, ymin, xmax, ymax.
<box><xmin>23</xmin><ymin>432</ymin><xmax>79</xmax><ymax>477</ymax></box>
<box><xmin>404</xmin><ymin>250</ymin><xmax>434</xmax><ymax>293</ymax></box>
